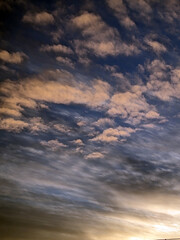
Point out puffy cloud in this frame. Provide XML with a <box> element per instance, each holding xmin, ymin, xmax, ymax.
<box><xmin>0</xmin><ymin>50</ymin><xmax>26</xmax><ymax>64</ymax></box>
<box><xmin>40</xmin><ymin>44</ymin><xmax>73</xmax><ymax>54</ymax></box>
<box><xmin>0</xmin><ymin>118</ymin><xmax>28</xmax><ymax>132</ymax></box>
<box><xmin>72</xmin><ymin>12</ymin><xmax>139</xmax><ymax>57</ymax></box>
<box><xmin>56</xmin><ymin>56</ymin><xmax>74</xmax><ymax>68</ymax></box>
<box><xmin>145</xmin><ymin>39</ymin><xmax>167</xmax><ymax>53</ymax></box>
<box><xmin>40</xmin><ymin>139</ymin><xmax>67</xmax><ymax>151</ymax></box>
<box><xmin>108</xmin><ymin>85</ymin><xmax>157</xmax><ymax>123</ymax></box>
<box><xmin>28</xmin><ymin>117</ymin><xmax>49</xmax><ymax>133</ymax></box>
<box><xmin>145</xmin><ymin>111</ymin><xmax>160</xmax><ymax>119</ymax></box>
<box><xmin>91</xmin><ymin>126</ymin><xmax>136</xmax><ymax>142</ymax></box>
<box><xmin>23</xmin><ymin>11</ymin><xmax>54</xmax><ymax>25</ymax></box>
<box><xmin>106</xmin><ymin>0</ymin><xmax>135</xmax><ymax>28</ymax></box>
<box><xmin>72</xmin><ymin>139</ymin><xmax>84</xmax><ymax>146</ymax></box>
<box><xmin>54</xmin><ymin>123</ymin><xmax>71</xmax><ymax>133</ymax></box>
<box><xmin>85</xmin><ymin>152</ymin><xmax>104</xmax><ymax>159</ymax></box>
<box><xmin>146</xmin><ymin>60</ymin><xmax>180</xmax><ymax>101</ymax></box>
<box><xmin>93</xmin><ymin>118</ymin><xmax>115</xmax><ymax>127</ymax></box>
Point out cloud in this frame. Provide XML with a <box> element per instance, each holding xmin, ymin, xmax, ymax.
<box><xmin>93</xmin><ymin>118</ymin><xmax>115</xmax><ymax>127</ymax></box>
<box><xmin>127</xmin><ymin>0</ymin><xmax>152</xmax><ymax>20</ymax></box>
<box><xmin>40</xmin><ymin>44</ymin><xmax>73</xmax><ymax>54</ymax></box>
<box><xmin>0</xmin><ymin>71</ymin><xmax>111</xmax><ymax>121</ymax></box>
<box><xmin>91</xmin><ymin>126</ymin><xmax>136</xmax><ymax>142</ymax></box>
<box><xmin>56</xmin><ymin>56</ymin><xmax>74</xmax><ymax>68</ymax></box>
<box><xmin>141</xmin><ymin>123</ymin><xmax>157</xmax><ymax>129</ymax></box>
<box><xmin>146</xmin><ymin>60</ymin><xmax>180</xmax><ymax>101</ymax></box>
<box><xmin>0</xmin><ymin>118</ymin><xmax>28</xmax><ymax>132</ymax></box>
<box><xmin>106</xmin><ymin>0</ymin><xmax>135</xmax><ymax>28</ymax></box>
<box><xmin>72</xmin><ymin>12</ymin><xmax>139</xmax><ymax>57</ymax></box>
<box><xmin>157</xmin><ymin>0</ymin><xmax>180</xmax><ymax>24</ymax></box>
<box><xmin>0</xmin><ymin>107</ymin><xmax>22</xmax><ymax>117</ymax></box>
<box><xmin>54</xmin><ymin>123</ymin><xmax>71</xmax><ymax>133</ymax></box>
<box><xmin>108</xmin><ymin>85</ymin><xmax>160</xmax><ymax>124</ymax></box>
<box><xmin>145</xmin><ymin>39</ymin><xmax>167</xmax><ymax>53</ymax></box>
<box><xmin>0</xmin><ymin>50</ymin><xmax>26</xmax><ymax>64</ymax></box>
<box><xmin>23</xmin><ymin>11</ymin><xmax>54</xmax><ymax>25</ymax></box>
<box><xmin>145</xmin><ymin>111</ymin><xmax>160</xmax><ymax>119</ymax></box>
<box><xmin>0</xmin><ymin>116</ymin><xmax>48</xmax><ymax>133</ymax></box>
<box><xmin>28</xmin><ymin>117</ymin><xmax>49</xmax><ymax>133</ymax></box>
<box><xmin>72</xmin><ymin>139</ymin><xmax>84</xmax><ymax>146</ymax></box>
<box><xmin>85</xmin><ymin>152</ymin><xmax>104</xmax><ymax>159</ymax></box>
<box><xmin>40</xmin><ymin>139</ymin><xmax>67</xmax><ymax>150</ymax></box>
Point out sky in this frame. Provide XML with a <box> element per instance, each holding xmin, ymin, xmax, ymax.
<box><xmin>0</xmin><ymin>0</ymin><xmax>180</xmax><ymax>239</ymax></box>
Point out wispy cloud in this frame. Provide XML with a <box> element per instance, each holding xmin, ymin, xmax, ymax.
<box><xmin>106</xmin><ymin>0</ymin><xmax>135</xmax><ymax>28</ymax></box>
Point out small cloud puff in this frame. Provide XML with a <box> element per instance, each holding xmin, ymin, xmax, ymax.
<box><xmin>23</xmin><ymin>11</ymin><xmax>54</xmax><ymax>25</ymax></box>
<box><xmin>40</xmin><ymin>44</ymin><xmax>73</xmax><ymax>54</ymax></box>
<box><xmin>72</xmin><ymin>139</ymin><xmax>84</xmax><ymax>146</ymax></box>
<box><xmin>93</xmin><ymin>118</ymin><xmax>115</xmax><ymax>127</ymax></box>
<box><xmin>40</xmin><ymin>139</ymin><xmax>67</xmax><ymax>151</ymax></box>
<box><xmin>0</xmin><ymin>50</ymin><xmax>27</xmax><ymax>64</ymax></box>
<box><xmin>85</xmin><ymin>152</ymin><xmax>104</xmax><ymax>159</ymax></box>
<box><xmin>145</xmin><ymin>39</ymin><xmax>167</xmax><ymax>53</ymax></box>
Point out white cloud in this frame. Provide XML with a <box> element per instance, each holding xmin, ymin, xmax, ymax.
<box><xmin>0</xmin><ymin>50</ymin><xmax>26</xmax><ymax>64</ymax></box>
<box><xmin>23</xmin><ymin>11</ymin><xmax>54</xmax><ymax>25</ymax></box>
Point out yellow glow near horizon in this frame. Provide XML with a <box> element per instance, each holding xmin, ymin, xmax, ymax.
<box><xmin>153</xmin><ymin>224</ymin><xmax>179</xmax><ymax>233</ymax></box>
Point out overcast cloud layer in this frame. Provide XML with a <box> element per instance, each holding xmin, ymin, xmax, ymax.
<box><xmin>0</xmin><ymin>0</ymin><xmax>180</xmax><ymax>240</ymax></box>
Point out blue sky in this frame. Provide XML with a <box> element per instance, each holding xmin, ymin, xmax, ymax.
<box><xmin>0</xmin><ymin>0</ymin><xmax>180</xmax><ymax>239</ymax></box>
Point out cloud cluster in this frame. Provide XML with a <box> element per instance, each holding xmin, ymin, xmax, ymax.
<box><xmin>1</xmin><ymin>58</ymin><xmax>179</xmax><ymax>133</ymax></box>
<box><xmin>108</xmin><ymin>85</ymin><xmax>160</xmax><ymax>125</ymax></box>
<box><xmin>91</xmin><ymin>126</ymin><xmax>136</xmax><ymax>142</ymax></box>
<box><xmin>0</xmin><ymin>71</ymin><xmax>111</xmax><ymax>122</ymax></box>
<box><xmin>0</xmin><ymin>50</ymin><xmax>26</xmax><ymax>64</ymax></box>
<box><xmin>72</xmin><ymin>12</ymin><xmax>139</xmax><ymax>57</ymax></box>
